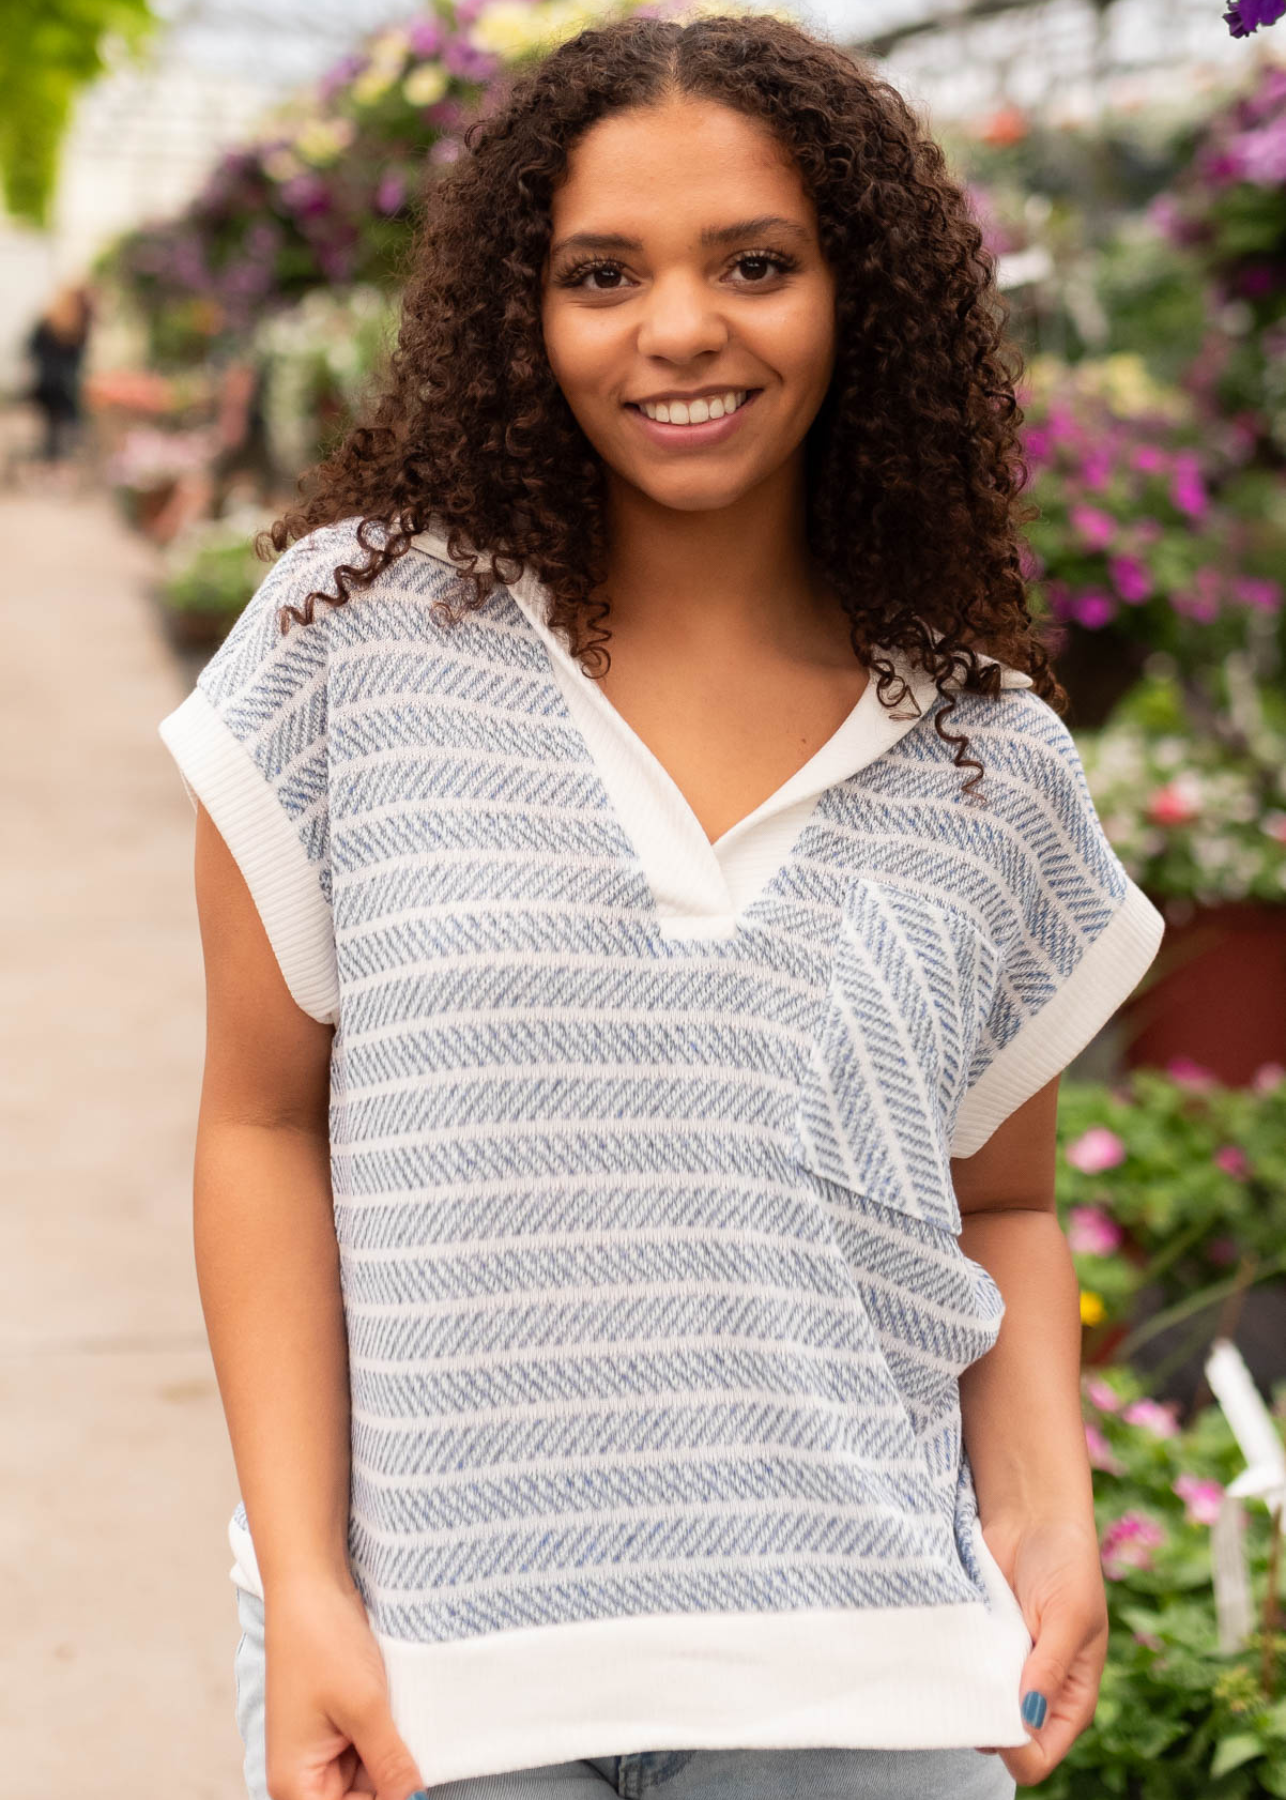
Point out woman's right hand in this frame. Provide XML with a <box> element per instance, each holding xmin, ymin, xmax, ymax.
<box><xmin>262</xmin><ymin>1575</ymin><xmax>427</xmax><ymax>1800</ymax></box>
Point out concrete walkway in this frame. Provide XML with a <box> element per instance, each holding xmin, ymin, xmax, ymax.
<box><xmin>1</xmin><ymin>478</ymin><xmax>248</xmax><ymax>1797</ymax></box>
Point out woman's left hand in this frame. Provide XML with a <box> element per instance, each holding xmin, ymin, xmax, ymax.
<box><xmin>973</xmin><ymin>1511</ymin><xmax>1110</xmax><ymax>1788</ymax></box>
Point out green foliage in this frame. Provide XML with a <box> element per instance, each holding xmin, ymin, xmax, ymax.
<box><xmin>0</xmin><ymin>0</ymin><xmax>157</xmax><ymax>228</ymax></box>
<box><xmin>156</xmin><ymin>511</ymin><xmax>279</xmax><ymax>628</ymax></box>
<box><xmin>1056</xmin><ymin>1066</ymin><xmax>1286</xmax><ymax>1362</ymax></box>
<box><xmin>1029</xmin><ymin>1361</ymin><xmax>1286</xmax><ymax>1799</ymax></box>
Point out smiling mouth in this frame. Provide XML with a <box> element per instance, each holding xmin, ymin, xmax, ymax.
<box><xmin>626</xmin><ymin>387</ymin><xmax>761</xmax><ymax>425</ymax></box>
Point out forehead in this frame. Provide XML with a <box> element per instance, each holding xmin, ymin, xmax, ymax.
<box><xmin>551</xmin><ymin>98</ymin><xmax>809</xmax><ymax>230</ymax></box>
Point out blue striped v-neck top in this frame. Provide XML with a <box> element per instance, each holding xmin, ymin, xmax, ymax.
<box><xmin>158</xmin><ymin>515</ymin><xmax>1164</xmax><ymax>1783</ymax></box>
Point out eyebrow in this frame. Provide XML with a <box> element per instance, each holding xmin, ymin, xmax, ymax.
<box><xmin>548</xmin><ymin>214</ymin><xmax>813</xmax><ymax>260</ymax></box>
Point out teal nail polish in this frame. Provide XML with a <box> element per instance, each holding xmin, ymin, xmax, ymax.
<box><xmin>406</xmin><ymin>1791</ymin><xmax>432</xmax><ymax>1799</ymax></box>
<box><xmin>1021</xmin><ymin>1690</ymin><xmax>1047</xmax><ymax>1728</ymax></box>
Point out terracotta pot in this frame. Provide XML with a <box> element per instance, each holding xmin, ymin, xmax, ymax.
<box><xmin>1119</xmin><ymin>897</ymin><xmax>1286</xmax><ymax>1085</ymax></box>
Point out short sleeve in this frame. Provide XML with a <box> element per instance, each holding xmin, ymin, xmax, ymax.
<box><xmin>157</xmin><ymin>530</ymin><xmax>340</xmax><ymax>1025</ymax></box>
<box><xmin>948</xmin><ymin>696</ymin><xmax>1166</xmax><ymax>1158</ymax></box>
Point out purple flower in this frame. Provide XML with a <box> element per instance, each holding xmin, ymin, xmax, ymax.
<box><xmin>408</xmin><ymin>17</ymin><xmax>447</xmax><ymax>56</ymax></box>
<box><xmin>1224</xmin><ymin>0</ymin><xmax>1286</xmax><ymax>38</ymax></box>
<box><xmin>376</xmin><ymin>170</ymin><xmax>407</xmax><ymax>214</ymax></box>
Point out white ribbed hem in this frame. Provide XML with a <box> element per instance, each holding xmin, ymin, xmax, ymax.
<box><xmin>949</xmin><ymin>877</ymin><xmax>1165</xmax><ymax>1158</ymax></box>
<box><xmin>227</xmin><ymin>1513</ymin><xmax>1035</xmax><ymax>1772</ymax></box>
<box><xmin>158</xmin><ymin>686</ymin><xmax>339</xmax><ymax>1025</ymax></box>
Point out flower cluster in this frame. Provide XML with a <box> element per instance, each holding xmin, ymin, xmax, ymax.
<box><xmin>1076</xmin><ymin>673</ymin><xmax>1286</xmax><ymax>905</ymax></box>
<box><xmin>1224</xmin><ymin>0</ymin><xmax>1286</xmax><ymax>37</ymax></box>
<box><xmin>1018</xmin><ymin>354</ymin><xmax>1283</xmax><ymax>665</ymax></box>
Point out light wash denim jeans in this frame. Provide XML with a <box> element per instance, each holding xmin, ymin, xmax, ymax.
<box><xmin>234</xmin><ymin>1585</ymin><xmax>1017</xmax><ymax>1800</ymax></box>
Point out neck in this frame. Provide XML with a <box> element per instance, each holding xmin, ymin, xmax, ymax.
<box><xmin>598</xmin><ymin>462</ymin><xmax>846</xmax><ymax>662</ymax></box>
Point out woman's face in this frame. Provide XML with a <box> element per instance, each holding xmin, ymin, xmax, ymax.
<box><xmin>540</xmin><ymin>96</ymin><xmax>837</xmax><ymax>516</ymax></box>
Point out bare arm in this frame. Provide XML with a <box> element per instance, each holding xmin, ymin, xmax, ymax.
<box><xmin>950</xmin><ymin>1074</ymin><xmax>1094</xmax><ymax>1532</ymax></box>
<box><xmin>192</xmin><ymin>797</ymin><xmax>354</xmax><ymax>1598</ymax></box>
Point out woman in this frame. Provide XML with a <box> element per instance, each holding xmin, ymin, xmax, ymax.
<box><xmin>158</xmin><ymin>13</ymin><xmax>1164</xmax><ymax>1800</ymax></box>
<box><xmin>25</xmin><ymin>280</ymin><xmax>93</xmax><ymax>467</ymax></box>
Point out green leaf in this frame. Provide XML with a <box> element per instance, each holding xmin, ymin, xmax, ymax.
<box><xmin>1210</xmin><ymin>1734</ymin><xmax>1266</xmax><ymax>1778</ymax></box>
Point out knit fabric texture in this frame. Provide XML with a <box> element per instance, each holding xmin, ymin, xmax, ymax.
<box><xmin>158</xmin><ymin>516</ymin><xmax>1165</xmax><ymax>1781</ymax></box>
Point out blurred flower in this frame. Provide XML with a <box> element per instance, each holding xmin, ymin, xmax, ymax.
<box><xmin>1072</xmin><ymin>589</ymin><xmax>1118</xmax><ymax>628</ymax></box>
<box><xmin>1166</xmin><ymin>1056</ymin><xmax>1217</xmax><ymax>1089</ymax></box>
<box><xmin>1068</xmin><ymin>1205</ymin><xmax>1124</xmax><ymax>1256</ymax></box>
<box><xmin>1214</xmin><ymin>1144</ymin><xmax>1251</xmax><ymax>1177</ymax></box>
<box><xmin>1065</xmin><ymin>1126</ymin><xmax>1128</xmax><ymax>1174</ymax></box>
<box><xmin>1108</xmin><ymin>554</ymin><xmax>1154</xmax><ymax>604</ymax></box>
<box><xmin>1086</xmin><ymin>1421</ymin><xmax>1124</xmax><ymax>1473</ymax></box>
<box><xmin>1084</xmin><ymin>1375</ymin><xmax>1124</xmax><ymax>1412</ymax></box>
<box><xmin>1170</xmin><ymin>450</ymin><xmax>1209</xmax><ymax>520</ymax></box>
<box><xmin>1207</xmin><ymin>1235</ymin><xmax>1242</xmax><ymax>1265</ymax></box>
<box><xmin>1100</xmin><ymin>1511</ymin><xmax>1165</xmax><ymax>1578</ymax></box>
<box><xmin>1122</xmin><ymin>1397</ymin><xmax>1181</xmax><ymax>1437</ymax></box>
<box><xmin>1071</xmin><ymin>502</ymin><xmax>1117</xmax><ymax>549</ymax></box>
<box><xmin>1080</xmin><ymin>1289</ymin><xmax>1106</xmax><ymax>1326</ymax></box>
<box><xmin>405</xmin><ymin>62</ymin><xmax>450</xmax><ymax>107</ymax></box>
<box><xmin>1147</xmin><ymin>776</ymin><xmax>1202</xmax><ymax>827</ymax></box>
<box><xmin>1252</xmin><ymin>1060</ymin><xmax>1285</xmax><ymax>1091</ymax></box>
<box><xmin>1174</xmin><ymin>1473</ymin><xmax>1225</xmax><ymax>1526</ymax></box>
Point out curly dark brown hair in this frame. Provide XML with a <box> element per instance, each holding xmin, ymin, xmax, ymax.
<box><xmin>261</xmin><ymin>8</ymin><xmax>1065</xmax><ymax>794</ymax></box>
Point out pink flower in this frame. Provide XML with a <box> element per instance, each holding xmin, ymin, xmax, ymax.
<box><xmin>1123</xmin><ymin>1398</ymin><xmax>1181</xmax><ymax>1437</ymax></box>
<box><xmin>1252</xmin><ymin>1061</ymin><xmax>1285</xmax><ymax>1092</ymax></box>
<box><xmin>1081</xmin><ymin>448</ymin><xmax>1115</xmax><ymax>490</ymax></box>
<box><xmin>1101</xmin><ymin>1511</ymin><xmax>1165</xmax><ymax>1579</ymax></box>
<box><xmin>1068</xmin><ymin>1205</ymin><xmax>1124</xmax><ymax>1256</ymax></box>
<box><xmin>1108</xmin><ymin>554</ymin><xmax>1154</xmax><ymax>604</ymax></box>
<box><xmin>1024</xmin><ymin>426</ymin><xmax>1052</xmax><ymax>463</ymax></box>
<box><xmin>1132</xmin><ymin>1628</ymin><xmax>1164</xmax><ymax>1651</ymax></box>
<box><xmin>1133</xmin><ymin>515</ymin><xmax>1164</xmax><ymax>542</ymax></box>
<box><xmin>1065</xmin><ymin>1125</ymin><xmax>1128</xmax><ymax>1174</ymax></box>
<box><xmin>1214</xmin><ymin>1144</ymin><xmax>1250</xmax><ymax>1178</ymax></box>
<box><xmin>1166</xmin><ymin>1056</ymin><xmax>1217</xmax><ymax>1090</ymax></box>
<box><xmin>1174</xmin><ymin>1473</ymin><xmax>1225</xmax><ymax>1526</ymax></box>
<box><xmin>1083</xmin><ymin>1375</ymin><xmax>1123</xmax><ymax>1412</ymax></box>
<box><xmin>1147</xmin><ymin>783</ymin><xmax>1200</xmax><ymax>826</ymax></box>
<box><xmin>1071</xmin><ymin>503</ymin><xmax>1117</xmax><ymax>550</ymax></box>
<box><xmin>1086</xmin><ymin>1422</ymin><xmax>1124</xmax><ymax>1474</ymax></box>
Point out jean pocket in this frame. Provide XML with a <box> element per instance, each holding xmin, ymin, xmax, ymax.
<box><xmin>792</xmin><ymin>875</ymin><xmax>1003</xmax><ymax>1238</ymax></box>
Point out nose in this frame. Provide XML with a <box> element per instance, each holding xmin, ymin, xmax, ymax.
<box><xmin>634</xmin><ymin>270</ymin><xmax>730</xmax><ymax>364</ymax></box>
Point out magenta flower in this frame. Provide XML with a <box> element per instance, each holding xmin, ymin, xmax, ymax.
<box><xmin>1070</xmin><ymin>502</ymin><xmax>1117</xmax><ymax>549</ymax></box>
<box><xmin>1072</xmin><ymin>589</ymin><xmax>1118</xmax><ymax>629</ymax></box>
<box><xmin>1024</xmin><ymin>425</ymin><xmax>1052</xmax><ymax>463</ymax></box>
<box><xmin>1065</xmin><ymin>1125</ymin><xmax>1128</xmax><ymax>1174</ymax></box>
<box><xmin>1214</xmin><ymin>1144</ymin><xmax>1250</xmax><ymax>1178</ymax></box>
<box><xmin>1123</xmin><ymin>1398</ymin><xmax>1181</xmax><ymax>1438</ymax></box>
<box><xmin>1108</xmin><ymin>554</ymin><xmax>1154</xmax><ymax>604</ymax></box>
<box><xmin>1080</xmin><ymin>448</ymin><xmax>1115</xmax><ymax>490</ymax></box>
<box><xmin>1068</xmin><ymin>1205</ymin><xmax>1124</xmax><ymax>1256</ymax></box>
<box><xmin>1174</xmin><ymin>1473</ymin><xmax>1226</xmax><ymax>1525</ymax></box>
<box><xmin>1086</xmin><ymin>1422</ymin><xmax>1124</xmax><ymax>1475</ymax></box>
<box><xmin>1101</xmin><ymin>1512</ymin><xmax>1165</xmax><ymax>1579</ymax></box>
<box><xmin>1170</xmin><ymin>451</ymin><xmax>1209</xmax><ymax>520</ymax></box>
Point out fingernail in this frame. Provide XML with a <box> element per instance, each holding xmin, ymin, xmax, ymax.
<box><xmin>1021</xmin><ymin>1690</ymin><xmax>1047</xmax><ymax>1729</ymax></box>
<box><xmin>406</xmin><ymin>1790</ymin><xmax>431</xmax><ymax>1799</ymax></box>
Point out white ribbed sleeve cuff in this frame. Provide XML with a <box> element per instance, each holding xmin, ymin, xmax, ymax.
<box><xmin>949</xmin><ymin>877</ymin><xmax>1165</xmax><ymax>1159</ymax></box>
<box><xmin>158</xmin><ymin>685</ymin><xmax>340</xmax><ymax>1025</ymax></box>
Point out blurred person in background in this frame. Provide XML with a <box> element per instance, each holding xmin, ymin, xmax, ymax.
<box><xmin>24</xmin><ymin>279</ymin><xmax>95</xmax><ymax>480</ymax></box>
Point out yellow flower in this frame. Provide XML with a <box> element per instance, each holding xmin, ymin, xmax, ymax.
<box><xmin>404</xmin><ymin>63</ymin><xmax>450</xmax><ymax>107</ymax></box>
<box><xmin>263</xmin><ymin>147</ymin><xmax>303</xmax><ymax>183</ymax></box>
<box><xmin>470</xmin><ymin>0</ymin><xmax>550</xmax><ymax>55</ymax></box>
<box><xmin>293</xmin><ymin>117</ymin><xmax>356</xmax><ymax>166</ymax></box>
<box><xmin>1079</xmin><ymin>1290</ymin><xmax>1106</xmax><ymax>1326</ymax></box>
<box><xmin>352</xmin><ymin>67</ymin><xmax>397</xmax><ymax>108</ymax></box>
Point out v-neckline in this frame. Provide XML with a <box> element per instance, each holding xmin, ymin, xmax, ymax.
<box><xmin>406</xmin><ymin>525</ymin><xmax>1031</xmax><ymax>938</ymax></box>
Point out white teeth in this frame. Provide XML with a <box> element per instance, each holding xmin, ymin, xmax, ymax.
<box><xmin>639</xmin><ymin>389</ymin><xmax>747</xmax><ymax>425</ymax></box>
